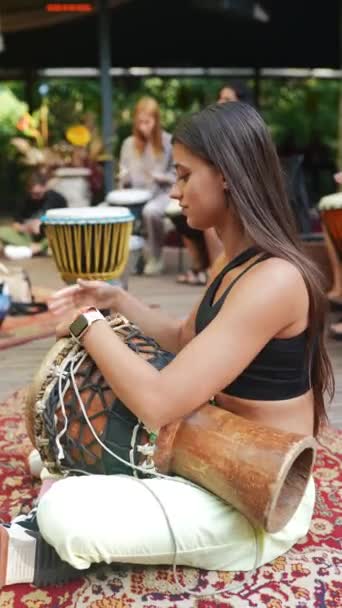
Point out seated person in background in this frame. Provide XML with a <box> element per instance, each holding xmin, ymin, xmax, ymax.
<box><xmin>169</xmin><ymin>210</ymin><xmax>222</xmax><ymax>285</ymax></box>
<box><xmin>326</xmin><ymin>171</ymin><xmax>342</xmax><ymax>339</ymax></box>
<box><xmin>217</xmin><ymin>80</ymin><xmax>253</xmax><ymax>104</ymax></box>
<box><xmin>173</xmin><ymin>81</ymin><xmax>253</xmax><ymax>285</ymax></box>
<box><xmin>0</xmin><ymin>171</ymin><xmax>66</xmax><ymax>260</ymax></box>
<box><xmin>119</xmin><ymin>97</ymin><xmax>175</xmax><ymax>276</ymax></box>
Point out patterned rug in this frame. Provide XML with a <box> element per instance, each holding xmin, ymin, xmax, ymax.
<box><xmin>0</xmin><ymin>287</ymin><xmax>57</xmax><ymax>351</ymax></box>
<box><xmin>0</xmin><ymin>389</ymin><xmax>341</xmax><ymax>608</ymax></box>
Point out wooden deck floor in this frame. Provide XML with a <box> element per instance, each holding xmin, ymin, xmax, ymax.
<box><xmin>0</xmin><ymin>256</ymin><xmax>341</xmax><ymax>430</ymax></box>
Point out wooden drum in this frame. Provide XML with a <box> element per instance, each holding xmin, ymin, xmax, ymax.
<box><xmin>41</xmin><ymin>207</ymin><xmax>134</xmax><ymax>282</ymax></box>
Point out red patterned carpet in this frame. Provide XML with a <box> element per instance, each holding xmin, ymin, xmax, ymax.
<box><xmin>0</xmin><ymin>388</ymin><xmax>341</xmax><ymax>608</ymax></box>
<box><xmin>0</xmin><ymin>311</ymin><xmax>57</xmax><ymax>351</ymax></box>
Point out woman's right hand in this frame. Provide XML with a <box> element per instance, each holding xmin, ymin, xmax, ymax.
<box><xmin>48</xmin><ymin>279</ymin><xmax>122</xmax><ymax>316</ymax></box>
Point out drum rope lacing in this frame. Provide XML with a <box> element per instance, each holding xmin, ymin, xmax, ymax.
<box><xmin>46</xmin><ymin>348</ymin><xmax>262</xmax><ymax>599</ymax></box>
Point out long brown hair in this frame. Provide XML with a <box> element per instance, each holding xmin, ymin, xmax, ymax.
<box><xmin>173</xmin><ymin>102</ymin><xmax>334</xmax><ymax>436</ymax></box>
<box><xmin>133</xmin><ymin>97</ymin><xmax>163</xmax><ymax>156</ymax></box>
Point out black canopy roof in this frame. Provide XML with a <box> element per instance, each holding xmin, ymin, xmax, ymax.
<box><xmin>1</xmin><ymin>0</ymin><xmax>340</xmax><ymax>70</ymax></box>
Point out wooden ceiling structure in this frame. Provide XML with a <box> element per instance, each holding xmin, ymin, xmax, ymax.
<box><xmin>1</xmin><ymin>1</ymin><xmax>340</xmax><ymax>70</ymax></box>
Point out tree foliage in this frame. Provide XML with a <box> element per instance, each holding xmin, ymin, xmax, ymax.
<box><xmin>0</xmin><ymin>77</ymin><xmax>341</xmax><ymax>207</ymax></box>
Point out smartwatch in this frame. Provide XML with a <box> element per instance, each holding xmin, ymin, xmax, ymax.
<box><xmin>69</xmin><ymin>307</ymin><xmax>105</xmax><ymax>344</ymax></box>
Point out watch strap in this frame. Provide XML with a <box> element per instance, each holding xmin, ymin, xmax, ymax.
<box><xmin>70</xmin><ymin>307</ymin><xmax>105</xmax><ymax>344</ymax></box>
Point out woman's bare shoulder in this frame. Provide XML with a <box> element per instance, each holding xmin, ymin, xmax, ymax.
<box><xmin>257</xmin><ymin>257</ymin><xmax>307</xmax><ymax>291</ymax></box>
<box><xmin>235</xmin><ymin>256</ymin><xmax>309</xmax><ymax>323</ymax></box>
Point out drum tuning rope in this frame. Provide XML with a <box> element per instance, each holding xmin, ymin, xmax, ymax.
<box><xmin>54</xmin><ymin>349</ymin><xmax>84</xmax><ymax>462</ymax></box>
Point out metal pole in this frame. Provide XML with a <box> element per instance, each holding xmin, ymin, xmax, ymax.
<box><xmin>253</xmin><ymin>67</ymin><xmax>261</xmax><ymax>110</ymax></box>
<box><xmin>98</xmin><ymin>0</ymin><xmax>114</xmax><ymax>194</ymax></box>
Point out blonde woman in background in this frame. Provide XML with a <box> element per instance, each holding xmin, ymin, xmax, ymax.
<box><xmin>119</xmin><ymin>97</ymin><xmax>175</xmax><ymax>275</ymax></box>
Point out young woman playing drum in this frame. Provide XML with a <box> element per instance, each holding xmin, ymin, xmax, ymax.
<box><xmin>0</xmin><ymin>102</ymin><xmax>333</xmax><ymax>589</ymax></box>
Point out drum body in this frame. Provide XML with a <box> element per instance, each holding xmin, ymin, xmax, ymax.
<box><xmin>25</xmin><ymin>315</ymin><xmax>174</xmax><ymax>477</ymax></box>
<box><xmin>318</xmin><ymin>193</ymin><xmax>342</xmax><ymax>258</ymax></box>
<box><xmin>41</xmin><ymin>207</ymin><xmax>134</xmax><ymax>282</ymax></box>
<box><xmin>26</xmin><ymin>315</ymin><xmax>316</xmax><ymax>533</ymax></box>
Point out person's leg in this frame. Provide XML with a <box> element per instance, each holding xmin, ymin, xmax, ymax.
<box><xmin>0</xmin><ymin>226</ymin><xmax>32</xmax><ymax>247</ymax></box>
<box><xmin>30</xmin><ymin>238</ymin><xmax>49</xmax><ymax>256</ymax></box>
<box><xmin>142</xmin><ymin>195</ymin><xmax>170</xmax><ymax>274</ymax></box>
<box><xmin>322</xmin><ymin>226</ymin><xmax>342</xmax><ymax>299</ymax></box>
<box><xmin>0</xmin><ymin>474</ymin><xmax>315</xmax><ymax>587</ymax></box>
<box><xmin>183</xmin><ymin>236</ymin><xmax>205</xmax><ymax>270</ymax></box>
<box><xmin>169</xmin><ymin>214</ymin><xmax>209</xmax><ymax>284</ymax></box>
<box><xmin>0</xmin><ymin>227</ymin><xmax>47</xmax><ymax>260</ymax></box>
<box><xmin>38</xmin><ymin>474</ymin><xmax>315</xmax><ymax>571</ymax></box>
<box><xmin>176</xmin><ymin>237</ymin><xmax>208</xmax><ymax>285</ymax></box>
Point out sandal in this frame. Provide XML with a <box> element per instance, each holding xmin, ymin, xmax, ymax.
<box><xmin>176</xmin><ymin>269</ymin><xmax>208</xmax><ymax>286</ymax></box>
<box><xmin>196</xmin><ymin>270</ymin><xmax>208</xmax><ymax>286</ymax></box>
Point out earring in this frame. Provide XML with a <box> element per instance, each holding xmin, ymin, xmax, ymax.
<box><xmin>223</xmin><ymin>182</ymin><xmax>228</xmax><ymax>191</ymax></box>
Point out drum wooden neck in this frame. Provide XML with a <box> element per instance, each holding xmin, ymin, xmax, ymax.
<box><xmin>155</xmin><ymin>404</ymin><xmax>316</xmax><ymax>533</ymax></box>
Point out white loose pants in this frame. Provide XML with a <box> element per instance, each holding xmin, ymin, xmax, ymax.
<box><xmin>37</xmin><ymin>474</ymin><xmax>315</xmax><ymax>572</ymax></box>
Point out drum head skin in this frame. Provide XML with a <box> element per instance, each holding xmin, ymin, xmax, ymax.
<box><xmin>105</xmin><ymin>189</ymin><xmax>152</xmax><ymax>206</ymax></box>
<box><xmin>41</xmin><ymin>206</ymin><xmax>134</xmax><ymax>224</ymax></box>
<box><xmin>318</xmin><ymin>192</ymin><xmax>342</xmax><ymax>210</ymax></box>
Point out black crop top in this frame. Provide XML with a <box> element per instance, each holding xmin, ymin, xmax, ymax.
<box><xmin>195</xmin><ymin>247</ymin><xmax>311</xmax><ymax>400</ymax></box>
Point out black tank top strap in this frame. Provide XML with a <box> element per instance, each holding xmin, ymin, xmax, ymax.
<box><xmin>211</xmin><ymin>252</ymin><xmax>270</xmax><ymax>308</ymax></box>
<box><xmin>195</xmin><ymin>246</ymin><xmax>312</xmax><ymax>401</ymax></box>
<box><xmin>195</xmin><ymin>246</ymin><xmax>270</xmax><ymax>334</ymax></box>
<box><xmin>214</xmin><ymin>246</ymin><xmax>260</xmax><ymax>281</ymax></box>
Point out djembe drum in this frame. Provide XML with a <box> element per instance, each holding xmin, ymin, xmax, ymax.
<box><xmin>41</xmin><ymin>207</ymin><xmax>134</xmax><ymax>283</ymax></box>
<box><xmin>25</xmin><ymin>315</ymin><xmax>316</xmax><ymax>533</ymax></box>
<box><xmin>318</xmin><ymin>192</ymin><xmax>342</xmax><ymax>258</ymax></box>
<box><xmin>105</xmin><ymin>188</ymin><xmax>151</xmax><ymax>220</ymax></box>
<box><xmin>104</xmin><ymin>189</ymin><xmax>152</xmax><ymax>273</ymax></box>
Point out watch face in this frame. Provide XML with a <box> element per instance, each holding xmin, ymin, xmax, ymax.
<box><xmin>70</xmin><ymin>314</ymin><xmax>88</xmax><ymax>338</ymax></box>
